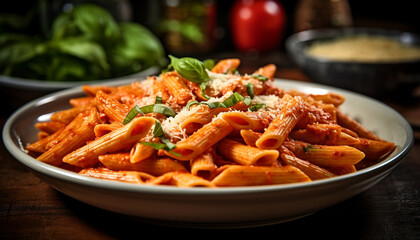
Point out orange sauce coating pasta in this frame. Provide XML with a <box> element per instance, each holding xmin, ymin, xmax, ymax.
<box><xmin>26</xmin><ymin>58</ymin><xmax>395</xmax><ymax>187</ymax></box>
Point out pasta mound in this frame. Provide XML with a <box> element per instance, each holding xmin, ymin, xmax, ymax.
<box><xmin>26</xmin><ymin>58</ymin><xmax>395</xmax><ymax>187</ymax></box>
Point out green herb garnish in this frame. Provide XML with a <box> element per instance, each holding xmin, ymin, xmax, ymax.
<box><xmin>123</xmin><ymin>104</ymin><xmax>176</xmax><ymax>125</ymax></box>
<box><xmin>251</xmin><ymin>74</ymin><xmax>269</xmax><ymax>82</ymax></box>
<box><xmin>140</xmin><ymin>120</ymin><xmax>180</xmax><ymax>156</ymax></box>
<box><xmin>249</xmin><ymin>103</ymin><xmax>265</xmax><ymax>112</ymax></box>
<box><xmin>303</xmin><ymin>145</ymin><xmax>315</xmax><ymax>153</ymax></box>
<box><xmin>169</xmin><ymin>55</ymin><xmax>210</xmax><ymax>84</ymax></box>
<box><xmin>186</xmin><ymin>92</ymin><xmax>251</xmax><ymax>110</ymax></box>
<box><xmin>246</xmin><ymin>83</ymin><xmax>254</xmax><ymax>98</ymax></box>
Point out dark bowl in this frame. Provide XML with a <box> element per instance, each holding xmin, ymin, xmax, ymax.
<box><xmin>285</xmin><ymin>27</ymin><xmax>420</xmax><ymax>98</ymax></box>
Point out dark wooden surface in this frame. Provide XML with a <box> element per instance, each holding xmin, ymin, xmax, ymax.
<box><xmin>1</xmin><ymin>53</ymin><xmax>419</xmax><ymax>239</ymax></box>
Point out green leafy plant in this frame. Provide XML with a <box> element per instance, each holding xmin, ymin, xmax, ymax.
<box><xmin>0</xmin><ymin>4</ymin><xmax>165</xmax><ymax>82</ymax></box>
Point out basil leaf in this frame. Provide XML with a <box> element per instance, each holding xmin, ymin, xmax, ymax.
<box><xmin>161</xmin><ymin>138</ymin><xmax>176</xmax><ymax>150</ymax></box>
<box><xmin>169</xmin><ymin>55</ymin><xmax>209</xmax><ymax>84</ymax></box>
<box><xmin>140</xmin><ymin>141</ymin><xmax>167</xmax><ymax>150</ymax></box>
<box><xmin>123</xmin><ymin>104</ymin><xmax>175</xmax><ymax>125</ymax></box>
<box><xmin>139</xmin><ymin>104</ymin><xmax>176</xmax><ymax>117</ymax></box>
<box><xmin>160</xmin><ymin>63</ymin><xmax>173</xmax><ymax>74</ymax></box>
<box><xmin>152</xmin><ymin>120</ymin><xmax>165</xmax><ymax>138</ymax></box>
<box><xmin>246</xmin><ymin>83</ymin><xmax>254</xmax><ymax>98</ymax></box>
<box><xmin>155</xmin><ymin>96</ymin><xmax>162</xmax><ymax>104</ymax></box>
<box><xmin>203</xmin><ymin>59</ymin><xmax>215</xmax><ymax>70</ymax></box>
<box><xmin>202</xmin><ymin>101</ymin><xmax>226</xmax><ymax>109</ymax></box>
<box><xmin>252</xmin><ymin>74</ymin><xmax>269</xmax><ymax>82</ymax></box>
<box><xmin>188</xmin><ymin>92</ymin><xmax>251</xmax><ymax>110</ymax></box>
<box><xmin>123</xmin><ymin>105</ymin><xmax>144</xmax><ymax>125</ymax></box>
<box><xmin>222</xmin><ymin>92</ymin><xmax>246</xmax><ymax>107</ymax></box>
<box><xmin>249</xmin><ymin>103</ymin><xmax>265</xmax><ymax>112</ymax></box>
<box><xmin>186</xmin><ymin>100</ymin><xmax>200</xmax><ymax>110</ymax></box>
<box><xmin>139</xmin><ymin>141</ymin><xmax>181</xmax><ymax>157</ymax></box>
<box><xmin>243</xmin><ymin>97</ymin><xmax>252</xmax><ymax>106</ymax></box>
<box><xmin>141</xmin><ymin>120</ymin><xmax>181</xmax><ymax>156</ymax></box>
<box><xmin>199</xmin><ymin>82</ymin><xmax>210</xmax><ymax>100</ymax></box>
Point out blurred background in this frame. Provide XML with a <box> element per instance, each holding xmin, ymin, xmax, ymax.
<box><xmin>2</xmin><ymin>0</ymin><xmax>419</xmax><ymax>60</ymax></box>
<box><xmin>1</xmin><ymin>0</ymin><xmax>420</xmax><ymax>114</ymax></box>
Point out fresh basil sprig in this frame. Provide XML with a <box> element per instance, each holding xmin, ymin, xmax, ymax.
<box><xmin>169</xmin><ymin>55</ymin><xmax>210</xmax><ymax>84</ymax></box>
<box><xmin>168</xmin><ymin>55</ymin><xmax>212</xmax><ymax>100</ymax></box>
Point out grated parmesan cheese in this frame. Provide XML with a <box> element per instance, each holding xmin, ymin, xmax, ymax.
<box><xmin>206</xmin><ymin>70</ymin><xmax>241</xmax><ymax>94</ymax></box>
<box><xmin>251</xmin><ymin>95</ymin><xmax>282</xmax><ymax>110</ymax></box>
<box><xmin>161</xmin><ymin>105</ymin><xmax>199</xmax><ymax>141</ymax></box>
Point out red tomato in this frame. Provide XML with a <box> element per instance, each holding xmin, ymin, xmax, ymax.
<box><xmin>230</xmin><ymin>0</ymin><xmax>286</xmax><ymax>52</ymax></box>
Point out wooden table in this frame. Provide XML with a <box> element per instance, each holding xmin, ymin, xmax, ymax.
<box><xmin>1</xmin><ymin>54</ymin><xmax>419</xmax><ymax>239</ymax></box>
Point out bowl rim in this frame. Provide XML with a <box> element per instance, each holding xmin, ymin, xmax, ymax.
<box><xmin>0</xmin><ymin>66</ymin><xmax>159</xmax><ymax>91</ymax></box>
<box><xmin>286</xmin><ymin>27</ymin><xmax>420</xmax><ymax>65</ymax></box>
<box><xmin>2</xmin><ymin>78</ymin><xmax>414</xmax><ymax>196</ymax></box>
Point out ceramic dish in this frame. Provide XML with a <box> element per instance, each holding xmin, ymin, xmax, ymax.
<box><xmin>2</xmin><ymin>79</ymin><xmax>413</xmax><ymax>228</ymax></box>
<box><xmin>0</xmin><ymin>67</ymin><xmax>158</xmax><ymax>111</ymax></box>
<box><xmin>286</xmin><ymin>27</ymin><xmax>420</xmax><ymax>98</ymax></box>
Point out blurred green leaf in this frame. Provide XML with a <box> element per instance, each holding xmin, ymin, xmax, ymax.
<box><xmin>54</xmin><ymin>37</ymin><xmax>109</xmax><ymax>71</ymax></box>
<box><xmin>108</xmin><ymin>22</ymin><xmax>165</xmax><ymax>76</ymax></box>
<box><xmin>51</xmin><ymin>4</ymin><xmax>120</xmax><ymax>45</ymax></box>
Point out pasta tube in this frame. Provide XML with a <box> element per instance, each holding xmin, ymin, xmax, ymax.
<box><xmin>79</xmin><ymin>168</ymin><xmax>155</xmax><ymax>184</ymax></box>
<box><xmin>211</xmin><ymin>165</ymin><xmax>311</xmax><ymax>187</ymax></box>
<box><xmin>165</xmin><ymin>118</ymin><xmax>234</xmax><ymax>160</ymax></box>
<box><xmin>190</xmin><ymin>150</ymin><xmax>217</xmax><ymax>180</ymax></box>
<box><xmin>63</xmin><ymin>117</ymin><xmax>155</xmax><ymax>168</ymax></box>
<box><xmin>98</xmin><ymin>153</ymin><xmax>187</xmax><ymax>176</ymax></box>
<box><xmin>222</xmin><ymin>111</ymin><xmax>276</xmax><ymax>132</ymax></box>
<box><xmin>256</xmin><ymin>94</ymin><xmax>306</xmax><ymax>149</ymax></box>
<box><xmin>217</xmin><ymin>139</ymin><xmax>279</xmax><ymax>166</ymax></box>
<box><xmin>281</xmin><ymin>153</ymin><xmax>336</xmax><ymax>180</ymax></box>
<box><xmin>36</xmin><ymin>108</ymin><xmax>101</xmax><ymax>166</ymax></box>
<box><xmin>283</xmin><ymin>140</ymin><xmax>365</xmax><ymax>167</ymax></box>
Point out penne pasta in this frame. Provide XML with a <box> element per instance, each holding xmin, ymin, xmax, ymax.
<box><xmin>211</xmin><ymin>165</ymin><xmax>311</xmax><ymax>187</ymax></box>
<box><xmin>63</xmin><ymin>117</ymin><xmax>155</xmax><ymax>168</ymax></box>
<box><xmin>25</xmin><ymin>57</ymin><xmax>395</xmax><ymax>187</ymax></box>
<box><xmin>280</xmin><ymin>153</ymin><xmax>336</xmax><ymax>180</ymax></box>
<box><xmin>95</xmin><ymin>90</ymin><xmax>130</xmax><ymax>124</ymax></box>
<box><xmin>256</xmin><ymin>94</ymin><xmax>306</xmax><ymax>149</ymax></box>
<box><xmin>283</xmin><ymin>140</ymin><xmax>365</xmax><ymax>167</ymax></box>
<box><xmin>336</xmin><ymin>109</ymin><xmax>383</xmax><ymax>141</ymax></box>
<box><xmin>240</xmin><ymin>129</ymin><xmax>262</xmax><ymax>147</ymax></box>
<box><xmin>211</xmin><ymin>58</ymin><xmax>240</xmax><ymax>74</ymax></box>
<box><xmin>216</xmin><ymin>139</ymin><xmax>279</xmax><ymax>166</ymax></box>
<box><xmin>130</xmin><ymin>140</ymin><xmax>157</xmax><ymax>163</ymax></box>
<box><xmin>253</xmin><ymin>63</ymin><xmax>276</xmax><ymax>80</ymax></box>
<box><xmin>289</xmin><ymin>124</ymin><xmax>360</xmax><ymax>145</ymax></box>
<box><xmin>161</xmin><ymin>72</ymin><xmax>193</xmax><ymax>105</ymax></box>
<box><xmin>190</xmin><ymin>150</ymin><xmax>217</xmax><ymax>180</ymax></box>
<box><xmin>79</xmin><ymin>167</ymin><xmax>155</xmax><ymax>184</ymax></box>
<box><xmin>149</xmin><ymin>172</ymin><xmax>215</xmax><ymax>187</ymax></box>
<box><xmin>36</xmin><ymin>108</ymin><xmax>102</xmax><ymax>166</ymax></box>
<box><xmin>98</xmin><ymin>153</ymin><xmax>187</xmax><ymax>176</ymax></box>
<box><xmin>35</xmin><ymin>121</ymin><xmax>66</xmax><ymax>134</ymax></box>
<box><xmin>165</xmin><ymin>118</ymin><xmax>234</xmax><ymax>161</ymax></box>
<box><xmin>222</xmin><ymin>111</ymin><xmax>276</xmax><ymax>132</ymax></box>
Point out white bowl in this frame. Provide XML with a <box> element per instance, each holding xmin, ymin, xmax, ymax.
<box><xmin>2</xmin><ymin>79</ymin><xmax>413</xmax><ymax>228</ymax></box>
